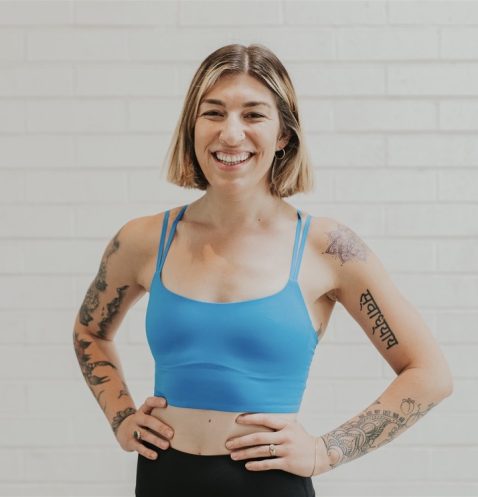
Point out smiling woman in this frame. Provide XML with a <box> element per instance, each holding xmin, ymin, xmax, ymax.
<box><xmin>73</xmin><ymin>43</ymin><xmax>452</xmax><ymax>497</ymax></box>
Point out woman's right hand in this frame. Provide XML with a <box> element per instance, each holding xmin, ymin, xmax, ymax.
<box><xmin>116</xmin><ymin>396</ymin><xmax>175</xmax><ymax>460</ymax></box>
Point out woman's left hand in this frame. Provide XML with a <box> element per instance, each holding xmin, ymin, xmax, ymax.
<box><xmin>224</xmin><ymin>413</ymin><xmax>316</xmax><ymax>477</ymax></box>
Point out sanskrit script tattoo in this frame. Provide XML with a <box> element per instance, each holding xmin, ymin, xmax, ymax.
<box><xmin>79</xmin><ymin>228</ymin><xmax>130</xmax><ymax>340</ymax></box>
<box><xmin>323</xmin><ymin>224</ymin><xmax>368</xmax><ymax>265</ymax></box>
<box><xmin>321</xmin><ymin>397</ymin><xmax>436</xmax><ymax>469</ymax></box>
<box><xmin>359</xmin><ymin>288</ymin><xmax>399</xmax><ymax>350</ymax></box>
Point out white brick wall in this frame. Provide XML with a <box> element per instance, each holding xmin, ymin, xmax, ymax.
<box><xmin>0</xmin><ymin>1</ymin><xmax>476</xmax><ymax>495</ymax></box>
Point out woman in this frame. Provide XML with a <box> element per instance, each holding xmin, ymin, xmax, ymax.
<box><xmin>73</xmin><ymin>44</ymin><xmax>453</xmax><ymax>497</ymax></box>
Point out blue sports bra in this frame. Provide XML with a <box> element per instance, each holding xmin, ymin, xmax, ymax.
<box><xmin>145</xmin><ymin>204</ymin><xmax>319</xmax><ymax>413</ymax></box>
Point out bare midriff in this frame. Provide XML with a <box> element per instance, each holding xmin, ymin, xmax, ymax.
<box><xmin>150</xmin><ymin>404</ymin><xmax>298</xmax><ymax>455</ymax></box>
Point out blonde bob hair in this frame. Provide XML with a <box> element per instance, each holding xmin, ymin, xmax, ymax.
<box><xmin>164</xmin><ymin>43</ymin><xmax>314</xmax><ymax>198</ymax></box>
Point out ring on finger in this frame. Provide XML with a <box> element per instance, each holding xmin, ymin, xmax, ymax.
<box><xmin>268</xmin><ymin>443</ymin><xmax>277</xmax><ymax>457</ymax></box>
<box><xmin>133</xmin><ymin>429</ymin><xmax>142</xmax><ymax>441</ymax></box>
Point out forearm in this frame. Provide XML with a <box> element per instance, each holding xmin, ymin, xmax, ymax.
<box><xmin>73</xmin><ymin>327</ymin><xmax>136</xmax><ymax>435</ymax></box>
<box><xmin>315</xmin><ymin>367</ymin><xmax>451</xmax><ymax>475</ymax></box>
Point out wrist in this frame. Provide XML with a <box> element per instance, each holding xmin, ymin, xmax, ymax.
<box><xmin>311</xmin><ymin>435</ymin><xmax>333</xmax><ymax>477</ymax></box>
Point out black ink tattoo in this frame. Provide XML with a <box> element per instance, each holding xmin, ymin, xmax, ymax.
<box><xmin>118</xmin><ymin>381</ymin><xmax>131</xmax><ymax>399</ymax></box>
<box><xmin>79</xmin><ymin>229</ymin><xmax>129</xmax><ymax>340</ymax></box>
<box><xmin>323</xmin><ymin>224</ymin><xmax>368</xmax><ymax>265</ymax></box>
<box><xmin>73</xmin><ymin>330</ymin><xmax>117</xmax><ymax>387</ymax></box>
<box><xmin>359</xmin><ymin>288</ymin><xmax>399</xmax><ymax>350</ymax></box>
<box><xmin>92</xmin><ymin>284</ymin><xmax>129</xmax><ymax>340</ymax></box>
<box><xmin>321</xmin><ymin>397</ymin><xmax>436</xmax><ymax>469</ymax></box>
<box><xmin>111</xmin><ymin>407</ymin><xmax>136</xmax><ymax>435</ymax></box>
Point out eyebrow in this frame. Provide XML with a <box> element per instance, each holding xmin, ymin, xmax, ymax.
<box><xmin>200</xmin><ymin>98</ymin><xmax>271</xmax><ymax>109</ymax></box>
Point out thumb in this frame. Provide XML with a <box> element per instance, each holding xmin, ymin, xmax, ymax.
<box><xmin>144</xmin><ymin>396</ymin><xmax>168</xmax><ymax>412</ymax></box>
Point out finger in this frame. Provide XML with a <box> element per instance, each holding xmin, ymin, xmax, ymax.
<box><xmin>138</xmin><ymin>427</ymin><xmax>170</xmax><ymax>451</ymax></box>
<box><xmin>236</xmin><ymin>413</ymin><xmax>287</xmax><ymax>431</ymax></box>
<box><xmin>244</xmin><ymin>457</ymin><xmax>284</xmax><ymax>472</ymax></box>
<box><xmin>145</xmin><ymin>396</ymin><xmax>168</xmax><ymax>409</ymax></box>
<box><xmin>147</xmin><ymin>416</ymin><xmax>174</xmax><ymax>439</ymax></box>
<box><xmin>231</xmin><ymin>443</ymin><xmax>283</xmax><ymax>461</ymax></box>
<box><xmin>226</xmin><ymin>432</ymin><xmax>281</xmax><ymax>451</ymax></box>
<box><xmin>133</xmin><ymin>440</ymin><xmax>158</xmax><ymax>460</ymax></box>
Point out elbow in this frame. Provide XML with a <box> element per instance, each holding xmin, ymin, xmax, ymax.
<box><xmin>439</xmin><ymin>374</ymin><xmax>454</xmax><ymax>399</ymax></box>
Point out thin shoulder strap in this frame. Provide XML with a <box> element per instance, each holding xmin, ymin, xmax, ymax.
<box><xmin>155</xmin><ymin>205</ymin><xmax>188</xmax><ymax>273</ymax></box>
<box><xmin>290</xmin><ymin>209</ymin><xmax>312</xmax><ymax>282</ymax></box>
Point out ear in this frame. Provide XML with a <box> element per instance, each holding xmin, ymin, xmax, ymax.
<box><xmin>276</xmin><ymin>129</ymin><xmax>291</xmax><ymax>151</ymax></box>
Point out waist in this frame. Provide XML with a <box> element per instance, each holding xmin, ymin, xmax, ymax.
<box><xmin>154</xmin><ymin>365</ymin><xmax>307</xmax><ymax>412</ymax></box>
<box><xmin>150</xmin><ymin>404</ymin><xmax>298</xmax><ymax>455</ymax></box>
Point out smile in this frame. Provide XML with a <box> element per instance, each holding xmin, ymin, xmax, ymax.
<box><xmin>211</xmin><ymin>151</ymin><xmax>254</xmax><ymax>170</ymax></box>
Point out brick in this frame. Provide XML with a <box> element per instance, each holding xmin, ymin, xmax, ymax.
<box><xmin>0</xmin><ymin>1</ymin><xmax>72</xmax><ymax>25</ymax></box>
<box><xmin>309</xmin><ymin>134</ymin><xmax>386</xmax><ymax>167</ymax></box>
<box><xmin>0</xmin><ymin>64</ymin><xmax>74</xmax><ymax>96</ymax></box>
<box><xmin>388</xmin><ymin>64</ymin><xmax>478</xmax><ymax>95</ymax></box>
<box><xmin>0</xmin><ymin>135</ymin><xmax>75</xmax><ymax>167</ymax></box>
<box><xmin>285</xmin><ymin>1</ymin><xmax>386</xmax><ymax>26</ymax></box>
<box><xmin>389</xmin><ymin>134</ymin><xmax>478</xmax><ymax>167</ymax></box>
<box><xmin>25</xmin><ymin>170</ymin><xmax>127</xmax><ymax>203</ymax></box>
<box><xmin>27</xmin><ymin>99</ymin><xmax>127</xmax><ymax>132</ymax></box>
<box><xmin>386</xmin><ymin>204</ymin><xmax>478</xmax><ymax>236</ymax></box>
<box><xmin>76</xmin><ymin>63</ymin><xmax>179</xmax><ymax>96</ymax></box>
<box><xmin>338</xmin><ymin>27</ymin><xmax>439</xmax><ymax>60</ymax></box>
<box><xmin>334</xmin><ymin>99</ymin><xmax>436</xmax><ymax>131</ymax></box>
<box><xmin>291</xmin><ymin>63</ymin><xmax>385</xmax><ymax>96</ymax></box>
<box><xmin>27</xmin><ymin>28</ymin><xmax>128</xmax><ymax>61</ymax></box>
<box><xmin>389</xmin><ymin>1</ymin><xmax>478</xmax><ymax>25</ymax></box>
<box><xmin>0</xmin><ymin>205</ymin><xmax>74</xmax><ymax>237</ymax></box>
<box><xmin>438</xmin><ymin>171</ymin><xmax>478</xmax><ymax>201</ymax></box>
<box><xmin>74</xmin><ymin>1</ymin><xmax>177</xmax><ymax>26</ymax></box>
<box><xmin>440</xmin><ymin>100</ymin><xmax>478</xmax><ymax>129</ymax></box>
<box><xmin>0</xmin><ymin>29</ymin><xmax>24</xmax><ymax>60</ymax></box>
<box><xmin>180</xmin><ymin>1</ymin><xmax>280</xmax><ymax>25</ymax></box>
<box><xmin>334</xmin><ymin>169</ymin><xmax>436</xmax><ymax>202</ymax></box>
<box><xmin>435</xmin><ymin>310</ymin><xmax>478</xmax><ymax>342</ymax></box>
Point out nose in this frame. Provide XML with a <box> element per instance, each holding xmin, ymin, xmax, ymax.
<box><xmin>219</xmin><ymin>115</ymin><xmax>245</xmax><ymax>145</ymax></box>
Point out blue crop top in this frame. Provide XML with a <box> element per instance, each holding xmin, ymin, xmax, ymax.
<box><xmin>145</xmin><ymin>204</ymin><xmax>319</xmax><ymax>413</ymax></box>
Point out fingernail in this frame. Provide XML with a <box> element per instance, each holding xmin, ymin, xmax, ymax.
<box><xmin>166</xmin><ymin>430</ymin><xmax>173</xmax><ymax>438</ymax></box>
<box><xmin>225</xmin><ymin>441</ymin><xmax>233</xmax><ymax>449</ymax></box>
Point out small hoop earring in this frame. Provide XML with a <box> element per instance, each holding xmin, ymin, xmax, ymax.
<box><xmin>275</xmin><ymin>148</ymin><xmax>286</xmax><ymax>159</ymax></box>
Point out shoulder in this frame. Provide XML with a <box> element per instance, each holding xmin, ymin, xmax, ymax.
<box><xmin>305</xmin><ymin>213</ymin><xmax>378</xmax><ymax>301</ymax></box>
<box><xmin>121</xmin><ymin>206</ymin><xmax>186</xmax><ymax>257</ymax></box>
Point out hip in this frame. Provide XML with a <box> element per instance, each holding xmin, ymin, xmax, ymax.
<box><xmin>136</xmin><ymin>440</ymin><xmax>315</xmax><ymax>497</ymax></box>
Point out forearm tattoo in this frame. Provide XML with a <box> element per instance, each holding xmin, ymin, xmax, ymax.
<box><xmin>79</xmin><ymin>228</ymin><xmax>130</xmax><ymax>340</ymax></box>
<box><xmin>323</xmin><ymin>224</ymin><xmax>368</xmax><ymax>265</ymax></box>
<box><xmin>111</xmin><ymin>407</ymin><xmax>137</xmax><ymax>435</ymax></box>
<box><xmin>321</xmin><ymin>397</ymin><xmax>436</xmax><ymax>469</ymax></box>
<box><xmin>359</xmin><ymin>288</ymin><xmax>399</xmax><ymax>350</ymax></box>
<box><xmin>74</xmin><ymin>330</ymin><xmax>117</xmax><ymax>411</ymax></box>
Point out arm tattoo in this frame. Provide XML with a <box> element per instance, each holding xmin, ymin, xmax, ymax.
<box><xmin>359</xmin><ymin>288</ymin><xmax>399</xmax><ymax>350</ymax></box>
<box><xmin>321</xmin><ymin>397</ymin><xmax>436</xmax><ymax>469</ymax></box>
<box><xmin>74</xmin><ymin>330</ymin><xmax>117</xmax><ymax>413</ymax></box>
<box><xmin>118</xmin><ymin>381</ymin><xmax>131</xmax><ymax>399</ymax></box>
<box><xmin>323</xmin><ymin>224</ymin><xmax>368</xmax><ymax>265</ymax></box>
<box><xmin>111</xmin><ymin>407</ymin><xmax>136</xmax><ymax>435</ymax></box>
<box><xmin>79</xmin><ymin>229</ymin><xmax>130</xmax><ymax>340</ymax></box>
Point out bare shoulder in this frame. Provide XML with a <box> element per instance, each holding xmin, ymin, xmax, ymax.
<box><xmin>306</xmin><ymin>214</ymin><xmax>372</xmax><ymax>302</ymax></box>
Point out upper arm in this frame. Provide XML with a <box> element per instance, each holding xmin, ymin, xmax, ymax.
<box><xmin>74</xmin><ymin>217</ymin><xmax>149</xmax><ymax>341</ymax></box>
<box><xmin>321</xmin><ymin>218</ymin><xmax>452</xmax><ymax>389</ymax></box>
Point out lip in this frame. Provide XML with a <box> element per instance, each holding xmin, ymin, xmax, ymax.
<box><xmin>211</xmin><ymin>151</ymin><xmax>254</xmax><ymax>171</ymax></box>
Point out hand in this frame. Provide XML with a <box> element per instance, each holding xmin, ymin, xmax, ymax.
<box><xmin>115</xmin><ymin>396</ymin><xmax>175</xmax><ymax>460</ymax></box>
<box><xmin>224</xmin><ymin>413</ymin><xmax>318</xmax><ymax>477</ymax></box>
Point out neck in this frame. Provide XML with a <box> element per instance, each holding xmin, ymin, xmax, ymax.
<box><xmin>192</xmin><ymin>190</ymin><xmax>286</xmax><ymax>231</ymax></box>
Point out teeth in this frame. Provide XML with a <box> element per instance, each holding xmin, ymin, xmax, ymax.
<box><xmin>215</xmin><ymin>151</ymin><xmax>251</xmax><ymax>163</ymax></box>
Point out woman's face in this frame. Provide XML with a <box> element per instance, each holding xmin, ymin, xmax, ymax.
<box><xmin>194</xmin><ymin>73</ymin><xmax>289</xmax><ymax>193</ymax></box>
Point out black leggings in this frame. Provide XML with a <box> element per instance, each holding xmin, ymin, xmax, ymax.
<box><xmin>136</xmin><ymin>440</ymin><xmax>316</xmax><ymax>497</ymax></box>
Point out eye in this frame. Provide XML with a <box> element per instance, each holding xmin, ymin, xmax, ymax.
<box><xmin>203</xmin><ymin>111</ymin><xmax>221</xmax><ymax>116</ymax></box>
<box><xmin>201</xmin><ymin>111</ymin><xmax>264</xmax><ymax>119</ymax></box>
<box><xmin>246</xmin><ymin>113</ymin><xmax>264</xmax><ymax>118</ymax></box>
